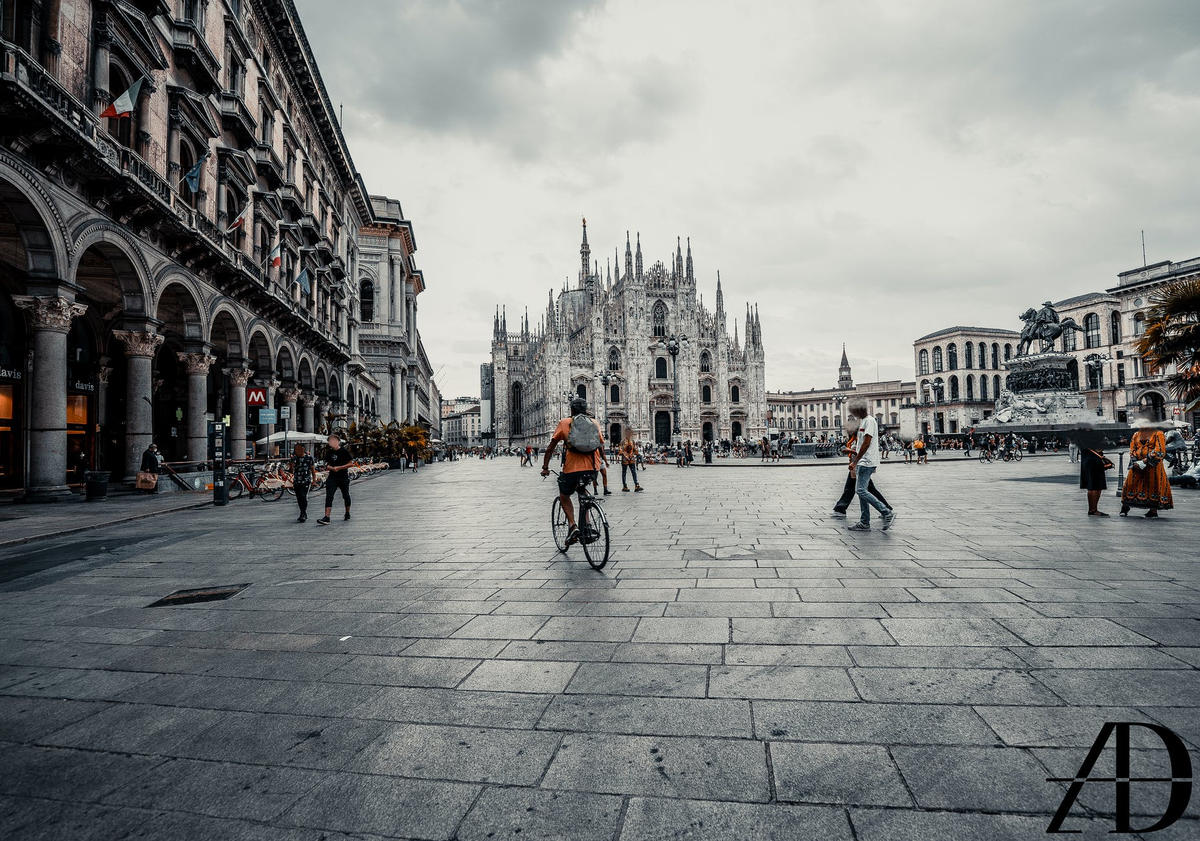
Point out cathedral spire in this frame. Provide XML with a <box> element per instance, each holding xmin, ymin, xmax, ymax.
<box><xmin>675</xmin><ymin>237</ymin><xmax>684</xmax><ymax>280</ymax></box>
<box><xmin>635</xmin><ymin>231</ymin><xmax>643</xmax><ymax>279</ymax></box>
<box><xmin>838</xmin><ymin>343</ymin><xmax>854</xmax><ymax>390</ymax></box>
<box><xmin>624</xmin><ymin>231</ymin><xmax>633</xmax><ymax>280</ymax></box>
<box><xmin>579</xmin><ymin>217</ymin><xmax>590</xmax><ymax>288</ymax></box>
<box><xmin>686</xmin><ymin>237</ymin><xmax>693</xmax><ymax>283</ymax></box>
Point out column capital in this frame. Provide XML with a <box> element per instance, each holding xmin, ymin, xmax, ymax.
<box><xmin>13</xmin><ymin>295</ymin><xmax>87</xmax><ymax>332</ymax></box>
<box><xmin>177</xmin><ymin>351</ymin><xmax>217</xmax><ymax>375</ymax></box>
<box><xmin>278</xmin><ymin>387</ymin><xmax>302</xmax><ymax>402</ymax></box>
<box><xmin>113</xmin><ymin>330</ymin><xmax>165</xmax><ymax>358</ymax></box>
<box><xmin>224</xmin><ymin>366</ymin><xmax>255</xmax><ymax>388</ymax></box>
<box><xmin>300</xmin><ymin>390</ymin><xmax>317</xmax><ymax>405</ymax></box>
<box><xmin>98</xmin><ymin>365</ymin><xmax>114</xmax><ymax>385</ymax></box>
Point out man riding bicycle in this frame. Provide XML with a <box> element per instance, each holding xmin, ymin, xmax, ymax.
<box><xmin>541</xmin><ymin>396</ymin><xmax>605</xmax><ymax>547</ymax></box>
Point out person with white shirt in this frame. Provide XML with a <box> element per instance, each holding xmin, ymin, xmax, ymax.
<box><xmin>847</xmin><ymin>401</ymin><xmax>896</xmax><ymax>531</ymax></box>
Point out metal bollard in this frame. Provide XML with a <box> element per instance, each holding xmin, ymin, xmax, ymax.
<box><xmin>1115</xmin><ymin>451</ymin><xmax>1124</xmax><ymax>496</ymax></box>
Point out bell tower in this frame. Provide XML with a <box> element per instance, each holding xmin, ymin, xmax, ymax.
<box><xmin>838</xmin><ymin>344</ymin><xmax>853</xmax><ymax>390</ymax></box>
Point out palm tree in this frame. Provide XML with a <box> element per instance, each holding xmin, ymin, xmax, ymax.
<box><xmin>1137</xmin><ymin>277</ymin><xmax>1200</xmax><ymax>412</ymax></box>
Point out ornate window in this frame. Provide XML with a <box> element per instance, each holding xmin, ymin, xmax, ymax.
<box><xmin>608</xmin><ymin>347</ymin><xmax>620</xmax><ymax>371</ymax></box>
<box><xmin>610</xmin><ymin>384</ymin><xmax>620</xmax><ymax>404</ymax></box>
<box><xmin>510</xmin><ymin>383</ymin><xmax>523</xmax><ymax>436</ymax></box>
<box><xmin>655</xmin><ymin>357</ymin><xmax>667</xmax><ymax>379</ymax></box>
<box><xmin>359</xmin><ymin>280</ymin><xmax>374</xmax><ymax>322</ymax></box>
<box><xmin>731</xmin><ymin>385</ymin><xmax>740</xmax><ymax>403</ymax></box>
<box><xmin>1133</xmin><ymin>313</ymin><xmax>1145</xmax><ymax>336</ymax></box>
<box><xmin>1110</xmin><ymin>311</ymin><xmax>1122</xmax><ymax>345</ymax></box>
<box><xmin>652</xmin><ymin>300</ymin><xmax>667</xmax><ymax>338</ymax></box>
<box><xmin>932</xmin><ymin>346</ymin><xmax>944</xmax><ymax>372</ymax></box>
<box><xmin>947</xmin><ymin>343</ymin><xmax>958</xmax><ymax>370</ymax></box>
<box><xmin>702</xmin><ymin>384</ymin><xmax>712</xmax><ymax>403</ymax></box>
<box><xmin>821</xmin><ymin>416</ymin><xmax>828</xmax><ymax>428</ymax></box>
<box><xmin>700</xmin><ymin>351</ymin><xmax>711</xmax><ymax>373</ymax></box>
<box><xmin>918</xmin><ymin>349</ymin><xmax>929</xmax><ymax>375</ymax></box>
<box><xmin>1084</xmin><ymin>313</ymin><xmax>1101</xmax><ymax>349</ymax></box>
<box><xmin>576</xmin><ymin>383</ymin><xmax>586</xmax><ymax>400</ymax></box>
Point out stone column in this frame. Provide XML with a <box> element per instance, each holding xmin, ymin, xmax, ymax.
<box><xmin>300</xmin><ymin>392</ymin><xmax>315</xmax><ymax>433</ymax></box>
<box><xmin>397</xmin><ymin>369</ymin><xmax>407</xmax><ymax>424</ymax></box>
<box><xmin>13</xmin><ymin>295</ymin><xmax>88</xmax><ymax>499</ymax></box>
<box><xmin>279</xmin><ymin>387</ymin><xmax>301</xmax><ymax>434</ymax></box>
<box><xmin>96</xmin><ymin>358</ymin><xmax>113</xmax><ymax>431</ymax></box>
<box><xmin>392</xmin><ymin>368</ymin><xmax>404</xmax><ymax>424</ymax></box>
<box><xmin>225</xmin><ymin>364</ymin><xmax>254</xmax><ymax>461</ymax></box>
<box><xmin>91</xmin><ymin>20</ymin><xmax>112</xmax><ymax>115</ymax></box>
<box><xmin>178</xmin><ymin>351</ymin><xmax>216</xmax><ymax>462</ymax></box>
<box><xmin>113</xmin><ymin>330</ymin><xmax>163</xmax><ymax>478</ymax></box>
<box><xmin>255</xmin><ymin>377</ymin><xmax>281</xmax><ymax>453</ymax></box>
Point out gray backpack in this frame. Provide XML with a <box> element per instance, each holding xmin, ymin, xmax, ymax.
<box><xmin>566</xmin><ymin>416</ymin><xmax>602</xmax><ymax>454</ymax></box>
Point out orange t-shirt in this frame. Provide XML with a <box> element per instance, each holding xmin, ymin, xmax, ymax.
<box><xmin>552</xmin><ymin>416</ymin><xmax>605</xmax><ymax>473</ymax></box>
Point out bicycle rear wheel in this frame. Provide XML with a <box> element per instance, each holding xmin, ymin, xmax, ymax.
<box><xmin>551</xmin><ymin>497</ymin><xmax>571</xmax><ymax>553</ymax></box>
<box><xmin>258</xmin><ymin>480</ymin><xmax>285</xmax><ymax>501</ymax></box>
<box><xmin>229</xmin><ymin>478</ymin><xmax>244</xmax><ymax>500</ymax></box>
<box><xmin>978</xmin><ymin>451</ymin><xmax>990</xmax><ymax>463</ymax></box>
<box><xmin>580</xmin><ymin>500</ymin><xmax>610</xmax><ymax>571</ymax></box>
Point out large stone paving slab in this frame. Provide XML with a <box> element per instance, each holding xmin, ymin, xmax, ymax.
<box><xmin>1</xmin><ymin>457</ymin><xmax>1197</xmax><ymax>839</ymax></box>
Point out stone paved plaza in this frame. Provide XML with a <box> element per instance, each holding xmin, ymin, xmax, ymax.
<box><xmin>1</xmin><ymin>456</ymin><xmax>1198</xmax><ymax>840</ymax></box>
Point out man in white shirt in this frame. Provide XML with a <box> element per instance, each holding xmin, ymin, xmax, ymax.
<box><xmin>847</xmin><ymin>400</ymin><xmax>896</xmax><ymax>531</ymax></box>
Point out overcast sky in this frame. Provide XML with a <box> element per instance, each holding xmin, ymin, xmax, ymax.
<box><xmin>295</xmin><ymin>0</ymin><xmax>1200</xmax><ymax>399</ymax></box>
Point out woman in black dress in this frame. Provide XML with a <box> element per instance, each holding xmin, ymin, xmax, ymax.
<box><xmin>1074</xmin><ymin>428</ymin><xmax>1110</xmax><ymax>517</ymax></box>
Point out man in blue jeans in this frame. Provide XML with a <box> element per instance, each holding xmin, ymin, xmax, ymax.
<box><xmin>847</xmin><ymin>400</ymin><xmax>897</xmax><ymax>532</ymax></box>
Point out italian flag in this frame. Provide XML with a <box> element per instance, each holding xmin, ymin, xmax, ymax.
<box><xmin>267</xmin><ymin>243</ymin><xmax>281</xmax><ymax>268</ymax></box>
<box><xmin>100</xmin><ymin>78</ymin><xmax>144</xmax><ymax>119</ymax></box>
<box><xmin>227</xmin><ymin>202</ymin><xmax>250</xmax><ymax>233</ymax></box>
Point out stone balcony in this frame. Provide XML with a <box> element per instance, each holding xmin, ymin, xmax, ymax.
<box><xmin>171</xmin><ymin>19</ymin><xmax>221</xmax><ymax>92</ymax></box>
<box><xmin>218</xmin><ymin>90</ymin><xmax>257</xmax><ymax>144</ymax></box>
<box><xmin>253</xmin><ymin>142</ymin><xmax>284</xmax><ymax>188</ymax></box>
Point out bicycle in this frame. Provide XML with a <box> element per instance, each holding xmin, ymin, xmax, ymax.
<box><xmin>547</xmin><ymin>470</ymin><xmax>610</xmax><ymax>570</ymax></box>
<box><xmin>228</xmin><ymin>466</ymin><xmax>285</xmax><ymax>501</ymax></box>
<box><xmin>978</xmin><ymin>449</ymin><xmax>993</xmax><ymax>464</ymax></box>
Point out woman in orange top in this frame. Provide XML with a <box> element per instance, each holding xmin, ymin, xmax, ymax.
<box><xmin>1120</xmin><ymin>422</ymin><xmax>1173</xmax><ymax>518</ymax></box>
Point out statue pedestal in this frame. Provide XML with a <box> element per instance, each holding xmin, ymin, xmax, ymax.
<box><xmin>976</xmin><ymin>352</ymin><xmax>1125</xmax><ymax>435</ymax></box>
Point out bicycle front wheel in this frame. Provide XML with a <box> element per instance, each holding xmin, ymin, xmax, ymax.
<box><xmin>1013</xmin><ymin>449</ymin><xmax>1024</xmax><ymax>462</ymax></box>
<box><xmin>551</xmin><ymin>497</ymin><xmax>571</xmax><ymax>553</ymax></box>
<box><xmin>580</xmin><ymin>501</ymin><xmax>610</xmax><ymax>571</ymax></box>
<box><xmin>978</xmin><ymin>451</ymin><xmax>989</xmax><ymax>463</ymax></box>
<box><xmin>229</xmin><ymin>479</ymin><xmax>244</xmax><ymax>500</ymax></box>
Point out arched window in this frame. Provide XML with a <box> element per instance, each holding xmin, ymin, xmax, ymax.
<box><xmin>610</xmin><ymin>384</ymin><xmax>620</xmax><ymax>404</ymax></box>
<box><xmin>652</xmin><ymin>300</ymin><xmax>667</xmax><ymax>338</ymax></box>
<box><xmin>510</xmin><ymin>383</ymin><xmax>523</xmax><ymax>436</ymax></box>
<box><xmin>655</xmin><ymin>357</ymin><xmax>668</xmax><ymax>379</ymax></box>
<box><xmin>947</xmin><ymin>343</ymin><xmax>958</xmax><ymax>370</ymax></box>
<box><xmin>576</xmin><ymin>383</ymin><xmax>587</xmax><ymax>400</ymax></box>
<box><xmin>964</xmin><ymin>343</ymin><xmax>974</xmax><ymax>369</ymax></box>
<box><xmin>809</xmin><ymin>418</ymin><xmax>816</xmax><ymax>428</ymax></box>
<box><xmin>993</xmin><ymin>374</ymin><xmax>1001</xmax><ymax>395</ymax></box>
<box><xmin>178</xmin><ymin>142</ymin><xmax>200</xmax><ymax>208</ymax></box>
<box><xmin>702</xmin><ymin>384</ymin><xmax>712</xmax><ymax>403</ymax></box>
<box><xmin>1133</xmin><ymin>313</ymin><xmax>1145</xmax><ymax>336</ymax></box>
<box><xmin>890</xmin><ymin>412</ymin><xmax>898</xmax><ymax>425</ymax></box>
<box><xmin>700</xmin><ymin>351</ymin><xmax>711</xmax><ymax>373</ymax></box>
<box><xmin>1062</xmin><ymin>325</ymin><xmax>1076</xmax><ymax>351</ymax></box>
<box><xmin>949</xmin><ymin>375</ymin><xmax>960</xmax><ymax>400</ymax></box>
<box><xmin>932</xmin><ymin>346</ymin><xmax>944</xmax><ymax>372</ymax></box>
<box><xmin>359</xmin><ymin>281</ymin><xmax>374</xmax><ymax>322</ymax></box>
<box><xmin>918</xmin><ymin>349</ymin><xmax>929</xmax><ymax>375</ymax></box>
<box><xmin>966</xmin><ymin>375</ymin><xmax>974</xmax><ymax>401</ymax></box>
<box><xmin>1084</xmin><ymin>313</ymin><xmax>1101</xmax><ymax>349</ymax></box>
<box><xmin>731</xmin><ymin>385</ymin><xmax>740</xmax><ymax>403</ymax></box>
<box><xmin>608</xmin><ymin>347</ymin><xmax>620</xmax><ymax>371</ymax></box>
<box><xmin>1003</xmin><ymin>344</ymin><xmax>1012</xmax><ymax>361</ymax></box>
<box><xmin>105</xmin><ymin>65</ymin><xmax>136</xmax><ymax>147</ymax></box>
<box><xmin>980</xmin><ymin>376</ymin><xmax>989</xmax><ymax>401</ymax></box>
<box><xmin>1110</xmin><ymin>311</ymin><xmax>1121</xmax><ymax>345</ymax></box>
<box><xmin>991</xmin><ymin>343</ymin><xmax>999</xmax><ymax>368</ymax></box>
<box><xmin>821</xmin><ymin>416</ymin><xmax>828</xmax><ymax>428</ymax></box>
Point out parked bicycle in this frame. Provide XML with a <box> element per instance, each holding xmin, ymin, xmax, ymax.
<box><xmin>228</xmin><ymin>465</ymin><xmax>285</xmax><ymax>500</ymax></box>
<box><xmin>546</xmin><ymin>470</ymin><xmax>610</xmax><ymax>570</ymax></box>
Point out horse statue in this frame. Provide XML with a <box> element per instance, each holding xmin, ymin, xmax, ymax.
<box><xmin>1016</xmin><ymin>307</ymin><xmax>1084</xmax><ymax>356</ymax></box>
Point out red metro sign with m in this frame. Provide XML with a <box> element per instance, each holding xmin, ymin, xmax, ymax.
<box><xmin>246</xmin><ymin>387</ymin><xmax>267</xmax><ymax>406</ymax></box>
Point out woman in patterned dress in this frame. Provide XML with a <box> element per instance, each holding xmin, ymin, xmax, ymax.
<box><xmin>1120</xmin><ymin>420</ymin><xmax>1174</xmax><ymax>518</ymax></box>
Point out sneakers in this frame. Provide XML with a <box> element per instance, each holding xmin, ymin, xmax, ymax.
<box><xmin>848</xmin><ymin>521</ymin><xmax>871</xmax><ymax>531</ymax></box>
<box><xmin>882</xmin><ymin>509</ymin><xmax>897</xmax><ymax>531</ymax></box>
<box><xmin>634</xmin><ymin>485</ymin><xmax>644</xmax><ymax>492</ymax></box>
<box><xmin>831</xmin><ymin>509</ymin><xmax>847</xmax><ymax>519</ymax></box>
<box><xmin>344</xmin><ymin>511</ymin><xmax>352</xmax><ymax>521</ymax></box>
<box><xmin>316</xmin><ymin>516</ymin><xmax>331</xmax><ymax>526</ymax></box>
<box><xmin>566</xmin><ymin>525</ymin><xmax>580</xmax><ymax>546</ymax></box>
<box><xmin>622</xmin><ymin>486</ymin><xmax>631</xmax><ymax>492</ymax></box>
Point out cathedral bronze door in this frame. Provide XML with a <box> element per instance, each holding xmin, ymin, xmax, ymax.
<box><xmin>702</xmin><ymin>422</ymin><xmax>713</xmax><ymax>442</ymax></box>
<box><xmin>654</xmin><ymin>411</ymin><xmax>671</xmax><ymax>445</ymax></box>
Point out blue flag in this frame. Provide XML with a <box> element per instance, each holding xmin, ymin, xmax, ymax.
<box><xmin>296</xmin><ymin>268</ymin><xmax>310</xmax><ymax>293</ymax></box>
<box><xmin>182</xmin><ymin>150</ymin><xmax>209</xmax><ymax>193</ymax></box>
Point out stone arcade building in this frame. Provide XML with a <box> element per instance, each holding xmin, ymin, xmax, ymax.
<box><xmin>0</xmin><ymin>0</ymin><xmax>413</xmax><ymax>497</ymax></box>
<box><xmin>490</xmin><ymin>221</ymin><xmax>767</xmax><ymax>449</ymax></box>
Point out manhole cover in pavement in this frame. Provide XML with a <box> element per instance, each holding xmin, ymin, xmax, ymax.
<box><xmin>147</xmin><ymin>584</ymin><xmax>251</xmax><ymax>607</ymax></box>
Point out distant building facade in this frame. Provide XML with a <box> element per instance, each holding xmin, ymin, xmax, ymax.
<box><xmin>444</xmin><ymin>404</ymin><xmax>482</xmax><ymax>450</ymax></box>
<box><xmin>911</xmin><ymin>327</ymin><xmax>1020</xmax><ymax>436</ymax></box>
<box><xmin>767</xmin><ymin>347</ymin><xmax>917</xmax><ymax>441</ymax></box>
<box><xmin>490</xmin><ymin>221</ymin><xmax>767</xmax><ymax>448</ymax></box>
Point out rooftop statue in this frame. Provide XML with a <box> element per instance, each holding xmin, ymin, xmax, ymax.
<box><xmin>1016</xmin><ymin>301</ymin><xmax>1084</xmax><ymax>356</ymax></box>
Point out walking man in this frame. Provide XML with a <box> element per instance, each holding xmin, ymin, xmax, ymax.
<box><xmin>290</xmin><ymin>443</ymin><xmax>316</xmax><ymax>522</ymax></box>
<box><xmin>317</xmin><ymin>434</ymin><xmax>353</xmax><ymax>525</ymax></box>
<box><xmin>847</xmin><ymin>400</ymin><xmax>896</xmax><ymax>531</ymax></box>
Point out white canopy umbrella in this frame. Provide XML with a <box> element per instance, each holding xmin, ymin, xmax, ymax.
<box><xmin>254</xmin><ymin>431</ymin><xmax>327</xmax><ymax>446</ymax></box>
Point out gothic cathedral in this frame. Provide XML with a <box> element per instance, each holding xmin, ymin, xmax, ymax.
<box><xmin>491</xmin><ymin>220</ymin><xmax>767</xmax><ymax>447</ymax></box>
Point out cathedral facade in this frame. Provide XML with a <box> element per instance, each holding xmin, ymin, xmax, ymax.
<box><xmin>490</xmin><ymin>221</ymin><xmax>766</xmax><ymax>448</ymax></box>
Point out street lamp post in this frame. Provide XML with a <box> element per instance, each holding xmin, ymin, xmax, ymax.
<box><xmin>1085</xmin><ymin>353</ymin><xmax>1113</xmax><ymax>416</ymax></box>
<box><xmin>658</xmin><ymin>334</ymin><xmax>688</xmax><ymax>447</ymax></box>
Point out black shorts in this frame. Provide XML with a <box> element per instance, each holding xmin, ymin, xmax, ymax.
<box><xmin>557</xmin><ymin>470</ymin><xmax>596</xmax><ymax>496</ymax></box>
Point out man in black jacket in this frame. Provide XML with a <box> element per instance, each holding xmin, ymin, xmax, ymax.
<box><xmin>316</xmin><ymin>435</ymin><xmax>353</xmax><ymax>525</ymax></box>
